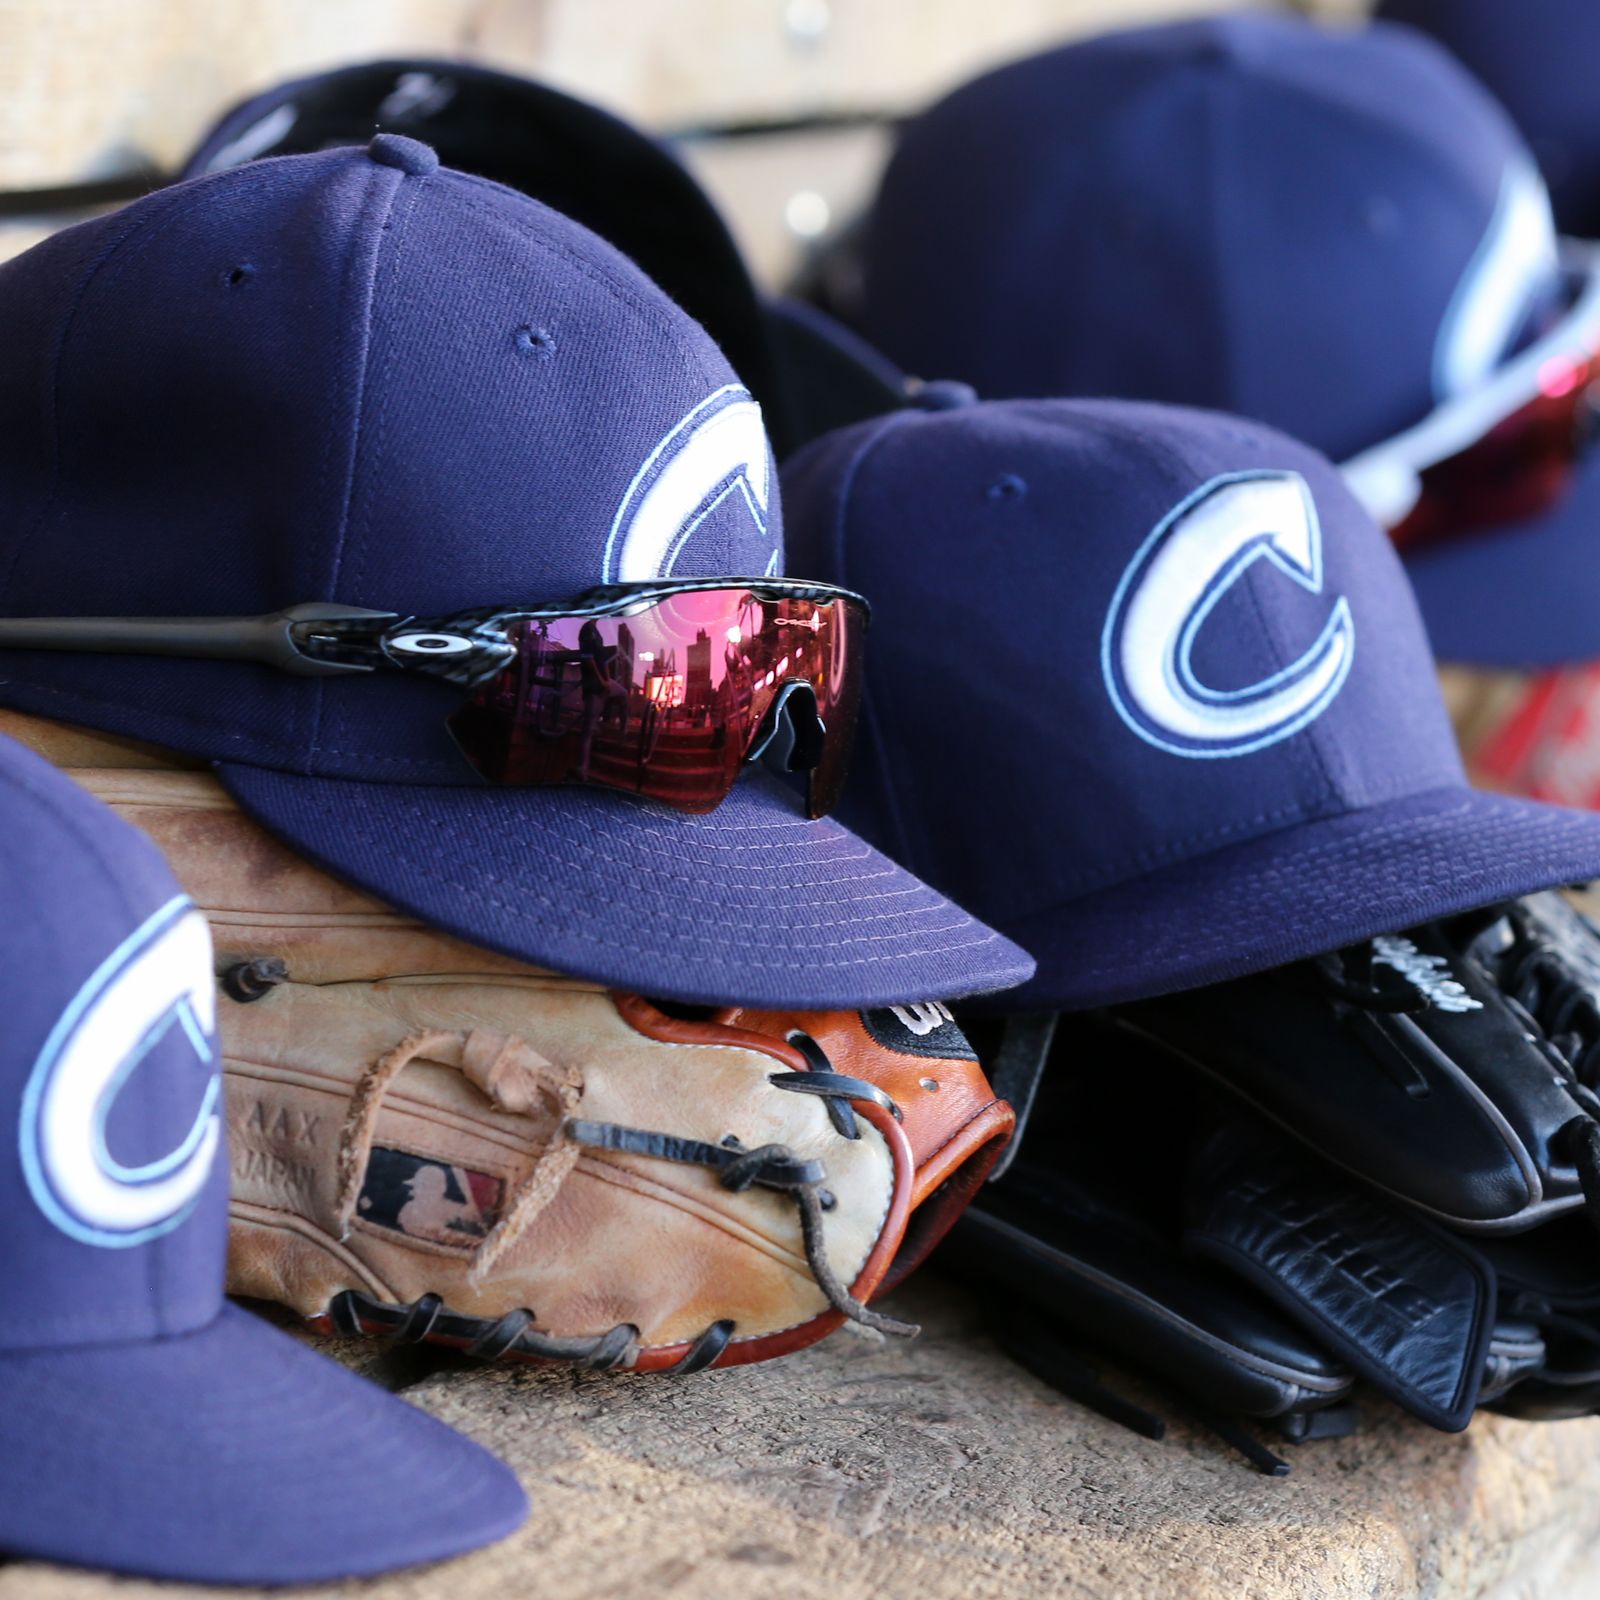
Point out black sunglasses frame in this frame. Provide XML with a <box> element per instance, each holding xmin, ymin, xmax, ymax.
<box><xmin>0</xmin><ymin>577</ymin><xmax>870</xmax><ymax>817</ymax></box>
<box><xmin>0</xmin><ymin>577</ymin><xmax>869</xmax><ymax>691</ymax></box>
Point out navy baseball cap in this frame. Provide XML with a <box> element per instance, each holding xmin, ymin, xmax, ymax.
<box><xmin>1378</xmin><ymin>0</ymin><xmax>1600</xmax><ymax>239</ymax></box>
<box><xmin>0</xmin><ymin>734</ymin><xmax>526</xmax><ymax>1583</ymax></box>
<box><xmin>782</xmin><ymin>395</ymin><xmax>1600</xmax><ymax>1010</ymax></box>
<box><xmin>181</xmin><ymin>59</ymin><xmax>910</xmax><ymax>459</ymax></box>
<box><xmin>859</xmin><ymin>14</ymin><xmax>1600</xmax><ymax>669</ymax></box>
<box><xmin>0</xmin><ymin>139</ymin><xmax>1030</xmax><ymax>1008</ymax></box>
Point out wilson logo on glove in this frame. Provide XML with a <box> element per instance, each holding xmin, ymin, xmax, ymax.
<box><xmin>20</xmin><ymin>896</ymin><xmax>220</xmax><ymax>1248</ymax></box>
<box><xmin>1102</xmin><ymin>471</ymin><xmax>1354</xmax><ymax>759</ymax></box>
<box><xmin>1370</xmin><ymin>936</ymin><xmax>1483</xmax><ymax>1013</ymax></box>
<box><xmin>860</xmin><ymin>1003</ymin><xmax>980</xmax><ymax>1062</ymax></box>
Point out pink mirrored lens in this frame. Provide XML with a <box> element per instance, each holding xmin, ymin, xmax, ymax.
<box><xmin>448</xmin><ymin>588</ymin><xmax>861</xmax><ymax>816</ymax></box>
<box><xmin>1392</xmin><ymin>360</ymin><xmax>1600</xmax><ymax>553</ymax></box>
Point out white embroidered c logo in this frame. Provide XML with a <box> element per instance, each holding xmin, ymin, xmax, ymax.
<box><xmin>20</xmin><ymin>896</ymin><xmax>220</xmax><ymax>1249</ymax></box>
<box><xmin>1434</xmin><ymin>155</ymin><xmax>1560</xmax><ymax>403</ymax></box>
<box><xmin>1102</xmin><ymin>471</ymin><xmax>1354</xmax><ymax>759</ymax></box>
<box><xmin>602</xmin><ymin>385</ymin><xmax>774</xmax><ymax>582</ymax></box>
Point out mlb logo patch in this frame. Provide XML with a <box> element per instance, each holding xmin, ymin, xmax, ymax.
<box><xmin>355</xmin><ymin>1148</ymin><xmax>507</xmax><ymax>1251</ymax></box>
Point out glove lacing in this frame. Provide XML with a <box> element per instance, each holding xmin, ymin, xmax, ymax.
<box><xmin>328</xmin><ymin>1025</ymin><xmax>916</xmax><ymax>1371</ymax></box>
<box><xmin>1496</xmin><ymin>905</ymin><xmax>1600</xmax><ymax>1231</ymax></box>
<box><xmin>1311</xmin><ymin>945</ymin><xmax>1440</xmax><ymax>1101</ymax></box>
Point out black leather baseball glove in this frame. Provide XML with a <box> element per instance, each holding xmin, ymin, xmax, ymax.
<box><xmin>942</xmin><ymin>892</ymin><xmax>1600</xmax><ymax>1471</ymax></box>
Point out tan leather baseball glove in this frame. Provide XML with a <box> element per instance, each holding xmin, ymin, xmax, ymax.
<box><xmin>3</xmin><ymin>711</ymin><xmax>1013</xmax><ymax>1373</ymax></box>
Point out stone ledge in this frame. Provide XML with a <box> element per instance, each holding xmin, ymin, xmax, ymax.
<box><xmin>4</xmin><ymin>1276</ymin><xmax>1599</xmax><ymax>1600</ymax></box>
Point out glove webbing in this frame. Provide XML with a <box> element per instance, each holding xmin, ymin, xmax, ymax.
<box><xmin>1318</xmin><ymin>937</ymin><xmax>1600</xmax><ymax>1235</ymax></box>
<box><xmin>322</xmin><ymin>1021</ymin><xmax>918</xmax><ymax>1370</ymax></box>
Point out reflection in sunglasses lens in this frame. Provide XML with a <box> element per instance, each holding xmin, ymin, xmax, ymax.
<box><xmin>447</xmin><ymin>589</ymin><xmax>859</xmax><ymax>817</ymax></box>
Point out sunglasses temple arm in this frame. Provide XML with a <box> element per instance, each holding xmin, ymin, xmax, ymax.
<box><xmin>0</xmin><ymin>603</ymin><xmax>398</xmax><ymax>676</ymax></box>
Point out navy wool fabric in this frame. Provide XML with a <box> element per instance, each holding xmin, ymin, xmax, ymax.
<box><xmin>781</xmin><ymin>396</ymin><xmax>1600</xmax><ymax>1009</ymax></box>
<box><xmin>860</xmin><ymin>14</ymin><xmax>1600</xmax><ymax>668</ymax></box>
<box><xmin>180</xmin><ymin>57</ymin><xmax>909</xmax><ymax>460</ymax></box>
<box><xmin>0</xmin><ymin>735</ymin><xmax>527</xmax><ymax>1582</ymax></box>
<box><xmin>0</xmin><ymin>137</ymin><xmax>1031</xmax><ymax>1006</ymax></box>
<box><xmin>1378</xmin><ymin>0</ymin><xmax>1600</xmax><ymax>239</ymax></box>
<box><xmin>862</xmin><ymin>14</ymin><xmax>1519</xmax><ymax>463</ymax></box>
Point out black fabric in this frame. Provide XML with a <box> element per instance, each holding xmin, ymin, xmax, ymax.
<box><xmin>858</xmin><ymin>1005</ymin><xmax>979</xmax><ymax>1062</ymax></box>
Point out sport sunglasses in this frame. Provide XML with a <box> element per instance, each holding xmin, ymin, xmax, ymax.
<box><xmin>0</xmin><ymin>577</ymin><xmax>868</xmax><ymax>819</ymax></box>
<box><xmin>1344</xmin><ymin>241</ymin><xmax>1600</xmax><ymax>554</ymax></box>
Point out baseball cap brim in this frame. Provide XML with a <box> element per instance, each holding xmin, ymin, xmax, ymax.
<box><xmin>1404</xmin><ymin>434</ymin><xmax>1600</xmax><ymax>668</ymax></box>
<box><xmin>0</xmin><ymin>1301</ymin><xmax>527</xmax><ymax>1584</ymax></box>
<box><xmin>217</xmin><ymin>764</ymin><xmax>1034</xmax><ymax>1008</ymax></box>
<box><xmin>985</xmin><ymin>783</ymin><xmax>1600</xmax><ymax>1011</ymax></box>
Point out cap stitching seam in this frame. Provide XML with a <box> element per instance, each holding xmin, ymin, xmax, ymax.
<box><xmin>338</xmin><ymin>173</ymin><xmax>427</xmax><ymax>608</ymax></box>
<box><xmin>311</xmin><ymin>166</ymin><xmax>418</xmax><ymax>768</ymax></box>
<box><xmin>0</xmin><ymin>169</ymin><xmax>349</xmax><ymax>761</ymax></box>
<box><xmin>1202</xmin><ymin>65</ymin><xmax>1237</xmax><ymax>430</ymax></box>
<box><xmin>1236</xmin><ymin>544</ymin><xmax>1340</xmax><ymax>804</ymax></box>
<box><xmin>440</xmin><ymin>183</ymin><xmax>682</xmax><ymax>331</ymax></box>
<box><xmin>0</xmin><ymin>180</ymin><xmax>244</xmax><ymax>612</ymax></box>
<box><xmin>1008</xmin><ymin>767</ymin><xmax>1471</xmax><ymax>912</ymax></box>
<box><xmin>261</xmin><ymin>800</ymin><xmax>986</xmax><ymax>934</ymax></box>
<box><xmin>1263</xmin><ymin>53</ymin><xmax>1519</xmax><ymax>222</ymax></box>
<box><xmin>283</xmin><ymin>822</ymin><xmax>995</xmax><ymax>959</ymax></box>
<box><xmin>299</xmin><ymin>821</ymin><xmax>970</xmax><ymax>906</ymax></box>
<box><xmin>442</xmin><ymin>184</ymin><xmax>726</xmax><ymax>391</ymax></box>
<box><xmin>951</xmin><ymin>52</ymin><xmax>1204</xmax><ymax>390</ymax></box>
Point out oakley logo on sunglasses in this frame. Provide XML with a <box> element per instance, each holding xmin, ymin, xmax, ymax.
<box><xmin>0</xmin><ymin>578</ymin><xmax>867</xmax><ymax>819</ymax></box>
<box><xmin>20</xmin><ymin>896</ymin><xmax>220</xmax><ymax>1248</ymax></box>
<box><xmin>1102</xmin><ymin>471</ymin><xmax>1354</xmax><ymax>759</ymax></box>
<box><xmin>602</xmin><ymin>385</ymin><xmax>775</xmax><ymax>583</ymax></box>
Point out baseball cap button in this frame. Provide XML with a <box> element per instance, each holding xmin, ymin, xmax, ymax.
<box><xmin>909</xmin><ymin>378</ymin><xmax>978</xmax><ymax>411</ymax></box>
<box><xmin>367</xmin><ymin>133</ymin><xmax>439</xmax><ymax>176</ymax></box>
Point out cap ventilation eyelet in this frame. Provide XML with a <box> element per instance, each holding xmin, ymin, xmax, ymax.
<box><xmin>514</xmin><ymin>324</ymin><xmax>556</xmax><ymax>360</ymax></box>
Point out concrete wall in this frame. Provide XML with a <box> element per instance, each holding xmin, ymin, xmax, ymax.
<box><xmin>0</xmin><ymin>0</ymin><xmax>1369</xmax><ymax>276</ymax></box>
